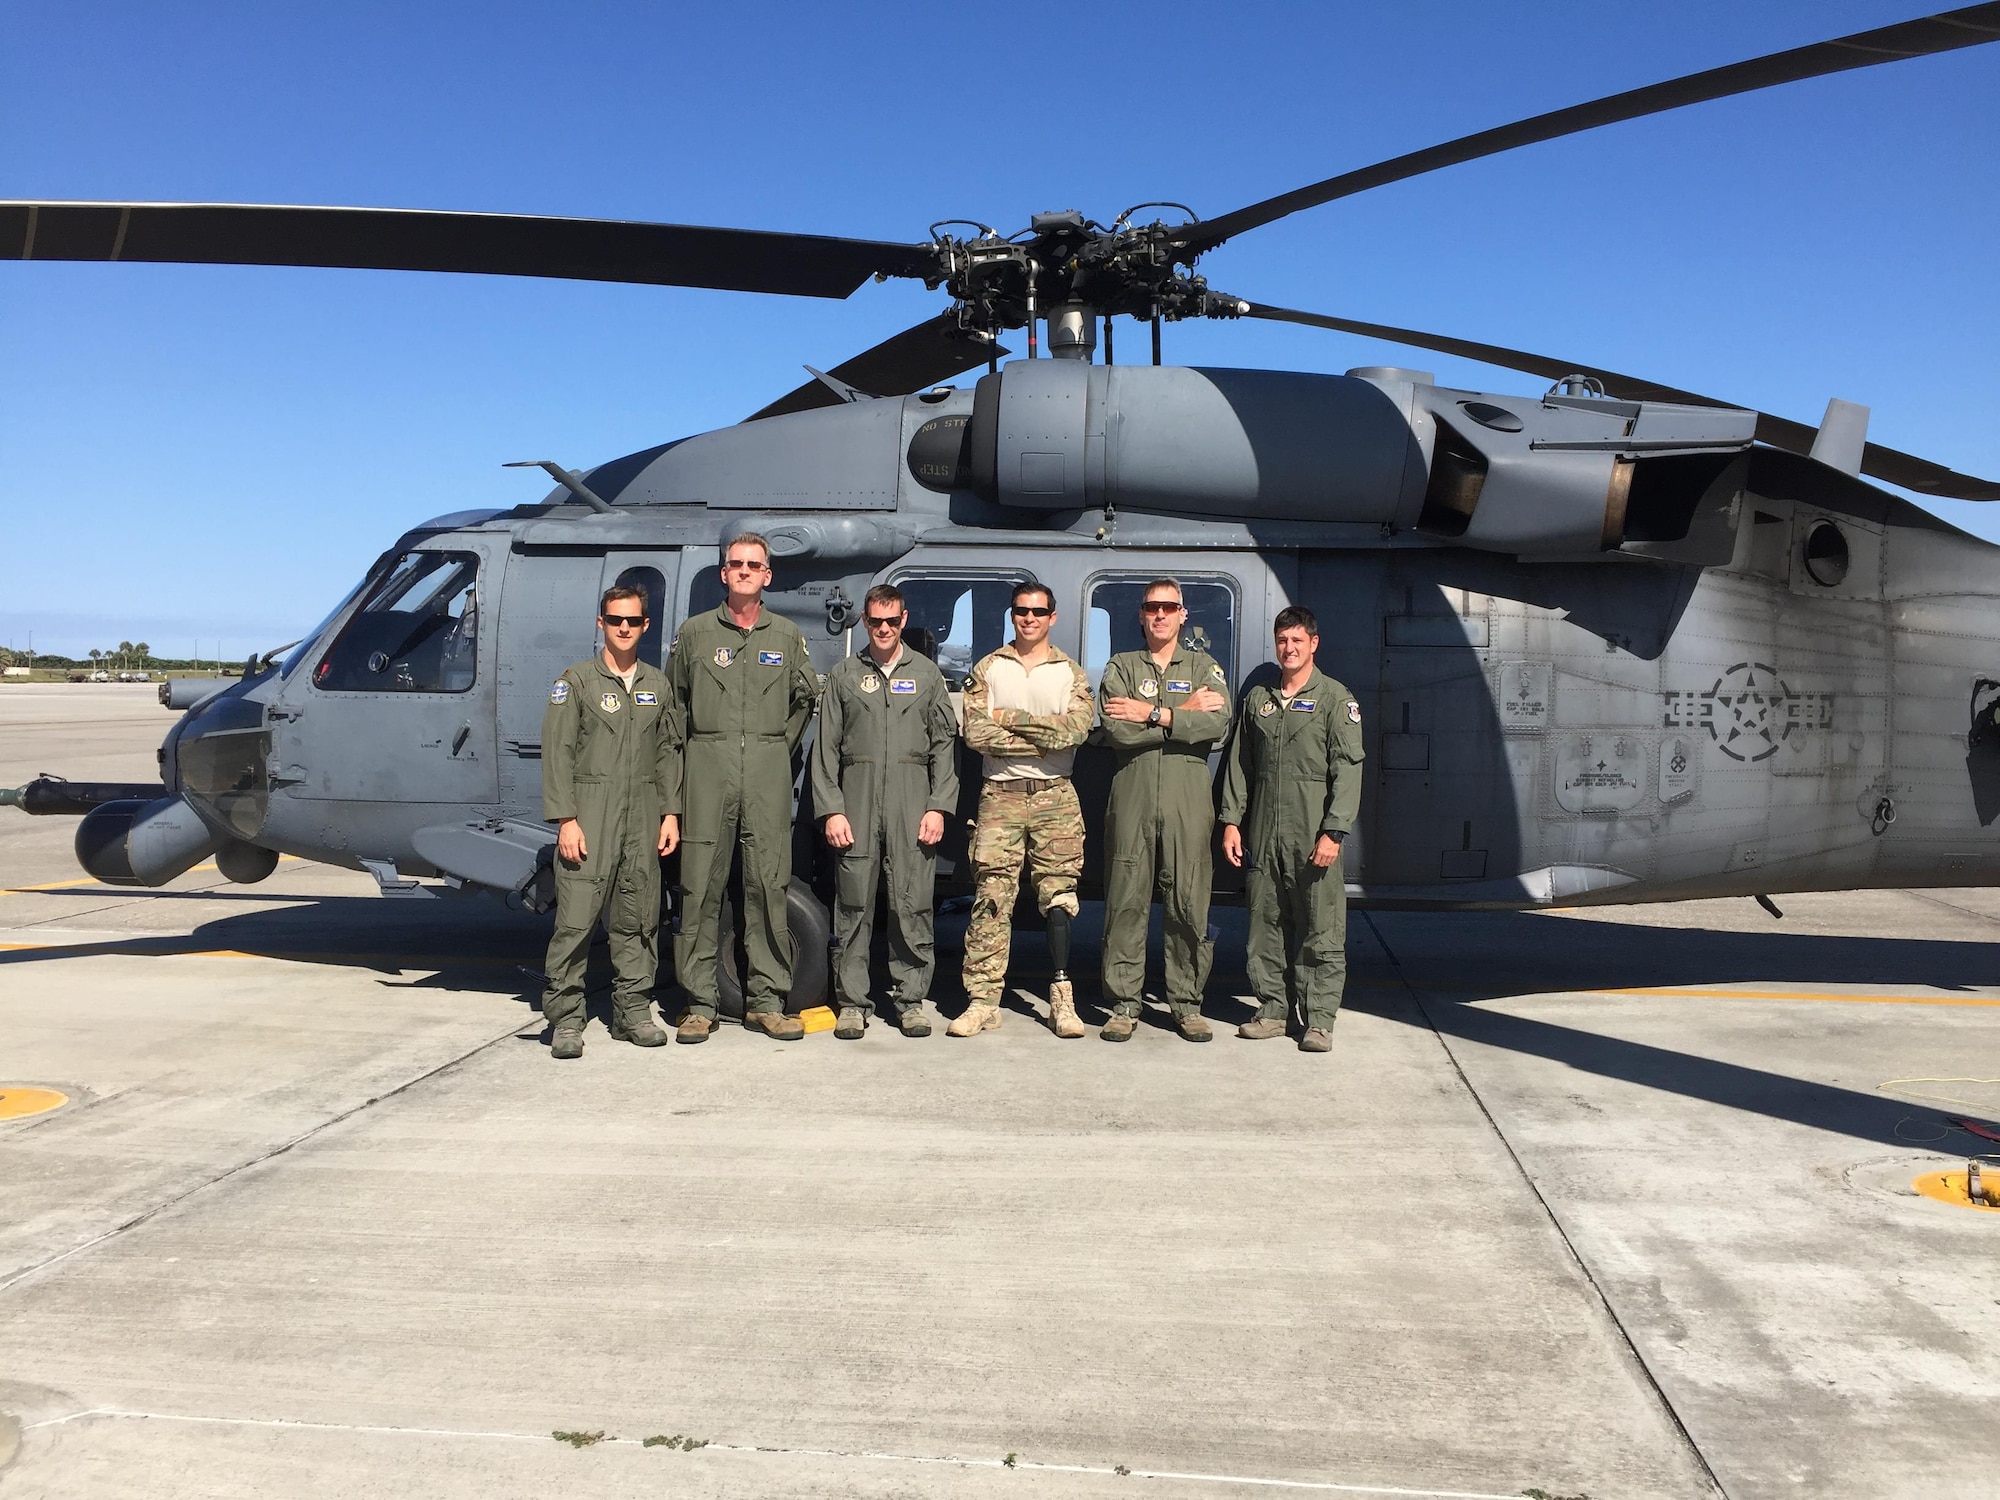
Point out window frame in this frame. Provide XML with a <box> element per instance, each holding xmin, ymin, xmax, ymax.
<box><xmin>310</xmin><ymin>548</ymin><xmax>484</xmax><ymax>696</ymax></box>
<box><xmin>1080</xmin><ymin>569</ymin><xmax>1240</xmax><ymax>690</ymax></box>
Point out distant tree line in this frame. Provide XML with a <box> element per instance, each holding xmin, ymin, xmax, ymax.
<box><xmin>1</xmin><ymin>642</ymin><xmax>238</xmax><ymax>673</ymax></box>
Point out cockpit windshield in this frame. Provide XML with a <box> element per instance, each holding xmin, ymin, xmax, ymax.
<box><xmin>313</xmin><ymin>550</ymin><xmax>480</xmax><ymax>693</ymax></box>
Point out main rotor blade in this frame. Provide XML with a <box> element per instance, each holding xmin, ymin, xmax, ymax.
<box><xmin>0</xmin><ymin>201</ymin><xmax>935</xmax><ymax>299</ymax></box>
<box><xmin>747</xmin><ymin>313</ymin><xmax>1008</xmax><ymax>421</ymax></box>
<box><xmin>1180</xmin><ymin>4</ymin><xmax>2000</xmax><ymax>253</ymax></box>
<box><xmin>1245</xmin><ymin>301</ymin><xmax>2000</xmax><ymax>502</ymax></box>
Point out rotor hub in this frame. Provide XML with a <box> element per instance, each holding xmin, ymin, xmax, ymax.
<box><xmin>922</xmin><ymin>206</ymin><xmax>1247</xmax><ymax>345</ymax></box>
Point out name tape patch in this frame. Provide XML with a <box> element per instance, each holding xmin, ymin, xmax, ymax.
<box><xmin>634</xmin><ymin>690</ymin><xmax>658</xmax><ymax>706</ymax></box>
<box><xmin>1166</xmin><ymin>679</ymin><xmax>1193</xmax><ymax>694</ymax></box>
<box><xmin>1289</xmin><ymin>698</ymin><xmax>1317</xmax><ymax>713</ymax></box>
<box><xmin>889</xmin><ymin>678</ymin><xmax>917</xmax><ymax>694</ymax></box>
<box><xmin>758</xmin><ymin>650</ymin><xmax>785</xmax><ymax>666</ymax></box>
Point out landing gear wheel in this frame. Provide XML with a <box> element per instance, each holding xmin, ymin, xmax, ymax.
<box><xmin>715</xmin><ymin>879</ymin><xmax>830</xmax><ymax>1020</ymax></box>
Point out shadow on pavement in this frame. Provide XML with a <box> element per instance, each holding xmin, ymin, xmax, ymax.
<box><xmin>1358</xmin><ymin>910</ymin><xmax>2000</xmax><ymax>1150</ymax></box>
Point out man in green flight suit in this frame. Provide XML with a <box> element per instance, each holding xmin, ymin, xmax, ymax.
<box><xmin>811</xmin><ymin>582</ymin><xmax>960</xmax><ymax>1040</ymax></box>
<box><xmin>540</xmin><ymin>583</ymin><xmax>678</xmax><ymax>1060</ymax></box>
<box><xmin>660</xmin><ymin>532</ymin><xmax>821</xmax><ymax>1043</ymax></box>
<box><xmin>1219</xmin><ymin>604</ymin><xmax>1365</xmax><ymax>1053</ymax></box>
<box><xmin>1096</xmin><ymin>578</ymin><xmax>1233</xmax><ymax>1043</ymax></box>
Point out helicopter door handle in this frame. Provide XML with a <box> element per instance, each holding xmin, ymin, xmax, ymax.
<box><xmin>451</xmin><ymin>724</ymin><xmax>471</xmax><ymax>757</ymax></box>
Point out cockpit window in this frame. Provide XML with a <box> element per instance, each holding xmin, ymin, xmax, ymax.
<box><xmin>281</xmin><ymin>577</ymin><xmax>372</xmax><ymax>678</ymax></box>
<box><xmin>314</xmin><ymin>551</ymin><xmax>480</xmax><ymax>693</ymax></box>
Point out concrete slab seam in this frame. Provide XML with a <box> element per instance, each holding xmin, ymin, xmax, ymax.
<box><xmin>1357</xmin><ymin>910</ymin><xmax>1731</xmax><ymax>1500</ymax></box>
<box><xmin>19</xmin><ymin>1409</ymin><xmax>1527</xmax><ymax>1499</ymax></box>
<box><xmin>0</xmin><ymin>1014</ymin><xmax>534</xmax><ymax>1298</ymax></box>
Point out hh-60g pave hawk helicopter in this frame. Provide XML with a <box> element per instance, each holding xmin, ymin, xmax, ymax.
<box><xmin>7</xmin><ymin>6</ymin><xmax>2000</xmax><ymax>1016</ymax></box>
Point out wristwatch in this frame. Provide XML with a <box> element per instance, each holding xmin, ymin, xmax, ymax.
<box><xmin>1146</xmin><ymin>705</ymin><xmax>1163</xmax><ymax>727</ymax></box>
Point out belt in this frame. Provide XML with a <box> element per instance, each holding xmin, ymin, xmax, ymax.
<box><xmin>984</xmin><ymin>775</ymin><xmax>1069</xmax><ymax>792</ymax></box>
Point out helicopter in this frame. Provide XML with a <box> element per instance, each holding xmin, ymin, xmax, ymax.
<box><xmin>6</xmin><ymin>4</ymin><xmax>2000</xmax><ymax>1018</ymax></box>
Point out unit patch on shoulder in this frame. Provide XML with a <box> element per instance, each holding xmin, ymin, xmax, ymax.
<box><xmin>758</xmin><ymin>650</ymin><xmax>785</xmax><ymax>666</ymax></box>
<box><xmin>1346</xmin><ymin>700</ymin><xmax>1361</xmax><ymax>723</ymax></box>
<box><xmin>600</xmin><ymin>692</ymin><xmax>622</xmax><ymax>713</ymax></box>
<box><xmin>860</xmin><ymin>673</ymin><xmax>881</xmax><ymax>693</ymax></box>
<box><xmin>1166</xmin><ymin>679</ymin><xmax>1193</xmax><ymax>694</ymax></box>
<box><xmin>714</xmin><ymin>646</ymin><xmax>734</xmax><ymax>667</ymax></box>
<box><xmin>1289</xmin><ymin>698</ymin><xmax>1317</xmax><ymax>713</ymax></box>
<box><xmin>1210</xmin><ymin>663</ymin><xmax>1226</xmax><ymax>681</ymax></box>
<box><xmin>549</xmin><ymin>680</ymin><xmax>570</xmax><ymax>705</ymax></box>
<box><xmin>634</xmin><ymin>691</ymin><xmax>658</xmax><ymax>706</ymax></box>
<box><xmin>889</xmin><ymin>678</ymin><xmax>917</xmax><ymax>694</ymax></box>
<box><xmin>1258</xmin><ymin>699</ymin><xmax>1277</xmax><ymax>717</ymax></box>
<box><xmin>1139</xmin><ymin>679</ymin><xmax>1159</xmax><ymax>698</ymax></box>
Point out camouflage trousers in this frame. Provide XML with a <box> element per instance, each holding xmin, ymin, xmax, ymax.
<box><xmin>962</xmin><ymin>778</ymin><xmax>1084</xmax><ymax>1005</ymax></box>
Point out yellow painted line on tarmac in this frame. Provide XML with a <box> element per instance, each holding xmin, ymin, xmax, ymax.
<box><xmin>0</xmin><ymin>854</ymin><xmax>304</xmax><ymax>897</ymax></box>
<box><xmin>0</xmin><ymin>940</ymin><xmax>530</xmax><ymax>969</ymax></box>
<box><xmin>1593</xmin><ymin>985</ymin><xmax>2000</xmax><ymax>1010</ymax></box>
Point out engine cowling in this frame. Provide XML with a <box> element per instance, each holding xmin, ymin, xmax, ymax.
<box><xmin>956</xmin><ymin>360</ymin><xmax>1757</xmax><ymax>558</ymax></box>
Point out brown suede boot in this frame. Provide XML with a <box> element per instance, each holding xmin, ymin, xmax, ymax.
<box><xmin>1237</xmin><ymin>1015</ymin><xmax>1287</xmax><ymax>1040</ymax></box>
<box><xmin>743</xmin><ymin>1009</ymin><xmax>804</xmax><ymax>1041</ymax></box>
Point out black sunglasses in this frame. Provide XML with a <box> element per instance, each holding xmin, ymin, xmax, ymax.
<box><xmin>863</xmin><ymin>615</ymin><xmax>904</xmax><ymax>628</ymax></box>
<box><xmin>1011</xmin><ymin>605</ymin><xmax>1054</xmax><ymax>618</ymax></box>
<box><xmin>1140</xmin><ymin>601</ymin><xmax>1183</xmax><ymax>614</ymax></box>
<box><xmin>601</xmin><ymin>613</ymin><xmax>646</xmax><ymax>628</ymax></box>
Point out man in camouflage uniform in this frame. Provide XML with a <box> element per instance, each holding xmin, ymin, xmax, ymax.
<box><xmin>1096</xmin><ymin>579</ymin><xmax>1233</xmax><ymax>1043</ymax></box>
<box><xmin>660</xmin><ymin>533</ymin><xmax>820</xmax><ymax>1043</ymax></box>
<box><xmin>811</xmin><ymin>582</ymin><xmax>959</xmax><ymax>1039</ymax></box>
<box><xmin>540</xmin><ymin>583</ymin><xmax>678</xmax><ymax>1059</ymax></box>
<box><xmin>953</xmin><ymin>581</ymin><xmax>1095</xmax><ymax>1038</ymax></box>
<box><xmin>1220</xmin><ymin>604</ymin><xmax>1365</xmax><ymax>1053</ymax></box>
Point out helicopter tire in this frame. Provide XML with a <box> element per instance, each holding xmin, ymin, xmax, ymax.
<box><xmin>714</xmin><ymin>878</ymin><xmax>830</xmax><ymax>1020</ymax></box>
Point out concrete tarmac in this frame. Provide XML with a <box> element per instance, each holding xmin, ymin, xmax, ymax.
<box><xmin>3</xmin><ymin>684</ymin><xmax>1997</xmax><ymax>1499</ymax></box>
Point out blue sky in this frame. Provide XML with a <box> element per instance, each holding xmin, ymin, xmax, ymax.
<box><xmin>3</xmin><ymin>0</ymin><xmax>1995</xmax><ymax>659</ymax></box>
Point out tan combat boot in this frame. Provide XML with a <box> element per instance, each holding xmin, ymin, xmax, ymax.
<box><xmin>1174</xmin><ymin>1012</ymin><xmax>1213</xmax><ymax>1043</ymax></box>
<box><xmin>1237</xmin><ymin>1015</ymin><xmax>1287</xmax><ymax>1040</ymax></box>
<box><xmin>1099</xmin><ymin>1011</ymin><xmax>1138</xmax><ymax>1043</ymax></box>
<box><xmin>743</xmin><ymin>1009</ymin><xmax>805</xmax><ymax>1041</ymax></box>
<box><xmin>947</xmin><ymin>1002</ymin><xmax>1002</xmax><ymax>1036</ymax></box>
<box><xmin>1047</xmin><ymin>978</ymin><xmax>1086</xmax><ymax>1039</ymax></box>
<box><xmin>1299</xmin><ymin>1028</ymin><xmax>1332</xmax><ymax>1053</ymax></box>
<box><xmin>676</xmin><ymin>1012</ymin><xmax>714</xmax><ymax>1045</ymax></box>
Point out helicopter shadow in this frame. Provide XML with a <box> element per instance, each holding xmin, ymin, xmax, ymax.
<box><xmin>0</xmin><ymin>893</ymin><xmax>553</xmax><ymax>1006</ymax></box>
<box><xmin>1353</xmin><ymin>909</ymin><xmax>2000</xmax><ymax>1151</ymax></box>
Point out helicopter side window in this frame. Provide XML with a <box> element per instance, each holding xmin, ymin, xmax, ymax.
<box><xmin>889</xmin><ymin>573</ymin><xmax>1030</xmax><ymax>689</ymax></box>
<box><xmin>313</xmin><ymin>550</ymin><xmax>481</xmax><ymax>694</ymax></box>
<box><xmin>1083</xmin><ymin>576</ymin><xmax>1237</xmax><ymax>690</ymax></box>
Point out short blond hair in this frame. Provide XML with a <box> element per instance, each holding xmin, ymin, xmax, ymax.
<box><xmin>724</xmin><ymin>532</ymin><xmax>772</xmax><ymax>564</ymax></box>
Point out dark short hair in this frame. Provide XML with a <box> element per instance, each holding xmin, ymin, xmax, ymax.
<box><xmin>1011</xmin><ymin>580</ymin><xmax>1054</xmax><ymax>610</ymax></box>
<box><xmin>1274</xmin><ymin>604</ymin><xmax>1318</xmax><ymax>637</ymax></box>
<box><xmin>1143</xmin><ymin>578</ymin><xmax>1183</xmax><ymax>601</ymax></box>
<box><xmin>601</xmin><ymin>583</ymin><xmax>648</xmax><ymax>615</ymax></box>
<box><xmin>863</xmin><ymin>583</ymin><xmax>905</xmax><ymax>614</ymax></box>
